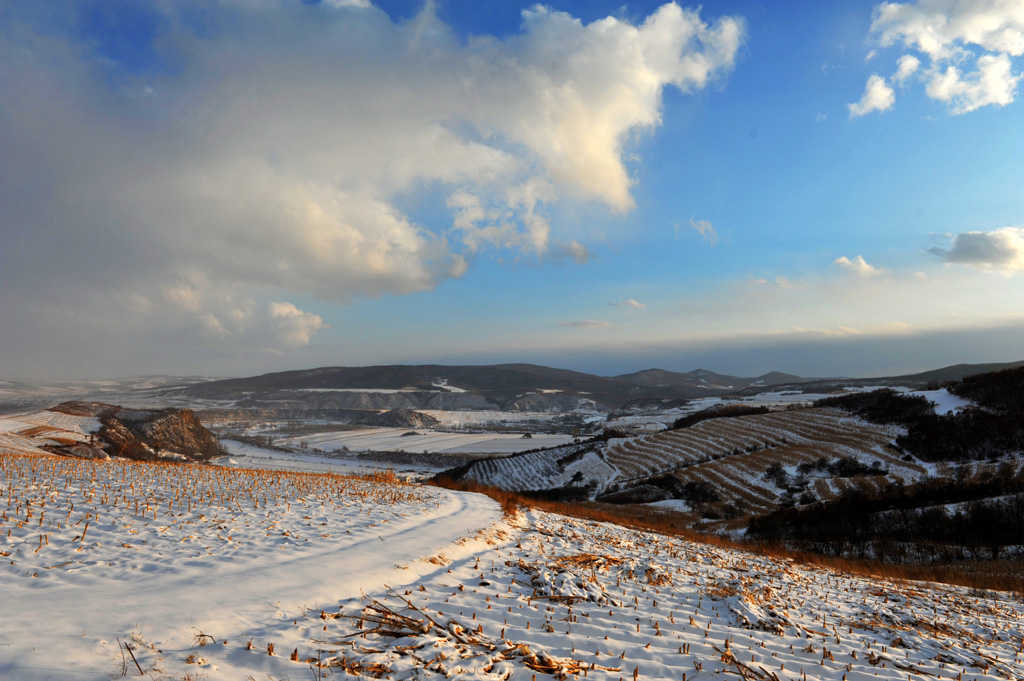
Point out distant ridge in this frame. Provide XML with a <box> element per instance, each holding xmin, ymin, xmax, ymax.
<box><xmin>737</xmin><ymin>360</ymin><xmax>1024</xmax><ymax>396</ymax></box>
<box><xmin>887</xmin><ymin>361</ymin><xmax>1024</xmax><ymax>385</ymax></box>
<box><xmin>614</xmin><ymin>368</ymin><xmax>806</xmax><ymax>390</ymax></box>
<box><xmin>177</xmin><ymin>360</ymin><xmax>1024</xmax><ymax>409</ymax></box>
<box><xmin>182</xmin><ymin>363</ymin><xmax>807</xmax><ymax>410</ymax></box>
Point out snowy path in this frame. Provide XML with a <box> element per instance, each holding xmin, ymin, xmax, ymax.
<box><xmin>0</xmin><ymin>455</ymin><xmax>502</xmax><ymax>680</ymax></box>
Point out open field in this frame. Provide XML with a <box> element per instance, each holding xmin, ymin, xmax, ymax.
<box><xmin>282</xmin><ymin>427</ymin><xmax>577</xmax><ymax>455</ymax></box>
<box><xmin>0</xmin><ymin>451</ymin><xmax>501</xmax><ymax>680</ymax></box>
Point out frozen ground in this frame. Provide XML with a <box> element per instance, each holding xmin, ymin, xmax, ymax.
<box><xmin>3</xmin><ymin>449</ymin><xmax>1023</xmax><ymax>680</ymax></box>
<box><xmin>0</xmin><ymin>452</ymin><xmax>500</xmax><ymax>680</ymax></box>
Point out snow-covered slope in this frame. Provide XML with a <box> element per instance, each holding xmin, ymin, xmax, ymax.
<box><xmin>2</xmin><ymin>450</ymin><xmax>1022</xmax><ymax>681</ymax></box>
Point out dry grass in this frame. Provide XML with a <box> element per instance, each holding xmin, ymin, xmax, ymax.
<box><xmin>0</xmin><ymin>451</ymin><xmax>426</xmax><ymax>559</ymax></box>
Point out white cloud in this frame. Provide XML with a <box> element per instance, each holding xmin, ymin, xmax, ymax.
<box><xmin>0</xmin><ymin>2</ymin><xmax>742</xmax><ymax>358</ymax></box>
<box><xmin>322</xmin><ymin>0</ymin><xmax>372</xmax><ymax>7</ymax></box>
<box><xmin>849</xmin><ymin>74</ymin><xmax>896</xmax><ymax>117</ymax></box>
<box><xmin>267</xmin><ymin>302</ymin><xmax>331</xmax><ymax>347</ymax></box>
<box><xmin>861</xmin><ymin>0</ymin><xmax>1024</xmax><ymax>114</ymax></box>
<box><xmin>749</xmin><ymin>276</ymin><xmax>806</xmax><ymax>289</ymax></box>
<box><xmin>559</xmin><ymin>320</ymin><xmax>613</xmax><ymax>329</ymax></box>
<box><xmin>773</xmin><ymin>276</ymin><xmax>806</xmax><ymax>290</ymax></box>
<box><xmin>925</xmin><ymin>53</ymin><xmax>1020</xmax><ymax>113</ymax></box>
<box><xmin>928</xmin><ymin>226</ymin><xmax>1024</xmax><ymax>272</ymax></box>
<box><xmin>893</xmin><ymin>54</ymin><xmax>921</xmax><ymax>84</ymax></box>
<box><xmin>690</xmin><ymin>218</ymin><xmax>719</xmax><ymax>245</ymax></box>
<box><xmin>872</xmin><ymin>0</ymin><xmax>1024</xmax><ymax>60</ymax></box>
<box><xmin>609</xmin><ymin>299</ymin><xmax>647</xmax><ymax>309</ymax></box>
<box><xmin>834</xmin><ymin>255</ymin><xmax>885</xmax><ymax>277</ymax></box>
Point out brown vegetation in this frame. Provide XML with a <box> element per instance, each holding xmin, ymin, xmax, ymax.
<box><xmin>431</xmin><ymin>475</ymin><xmax>1024</xmax><ymax>597</ymax></box>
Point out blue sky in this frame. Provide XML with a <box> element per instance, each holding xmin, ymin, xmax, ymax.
<box><xmin>2</xmin><ymin>0</ymin><xmax>1023</xmax><ymax>379</ymax></box>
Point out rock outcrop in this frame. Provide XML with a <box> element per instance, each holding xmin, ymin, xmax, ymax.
<box><xmin>51</xmin><ymin>401</ymin><xmax>222</xmax><ymax>462</ymax></box>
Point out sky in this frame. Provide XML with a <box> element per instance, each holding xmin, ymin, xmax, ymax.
<box><xmin>1</xmin><ymin>0</ymin><xmax>1023</xmax><ymax>380</ymax></box>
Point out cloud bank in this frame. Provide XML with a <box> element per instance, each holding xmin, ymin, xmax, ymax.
<box><xmin>0</xmin><ymin>1</ymin><xmax>742</xmax><ymax>366</ymax></box>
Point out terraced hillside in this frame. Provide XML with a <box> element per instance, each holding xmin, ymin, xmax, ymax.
<box><xmin>605</xmin><ymin>407</ymin><xmax>911</xmax><ymax>481</ymax></box>
<box><xmin>605</xmin><ymin>408</ymin><xmax>934</xmax><ymax>512</ymax></box>
<box><xmin>455</xmin><ymin>408</ymin><xmax>933</xmax><ymax>513</ymax></box>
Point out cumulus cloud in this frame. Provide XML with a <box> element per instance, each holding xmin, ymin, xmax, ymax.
<box><xmin>893</xmin><ymin>54</ymin><xmax>921</xmax><ymax>84</ymax></box>
<box><xmin>859</xmin><ymin>0</ymin><xmax>1024</xmax><ymax>114</ymax></box>
<box><xmin>925</xmin><ymin>53</ymin><xmax>1020</xmax><ymax>113</ymax></box>
<box><xmin>559</xmin><ymin>320</ymin><xmax>613</xmax><ymax>329</ymax></box>
<box><xmin>608</xmin><ymin>299</ymin><xmax>647</xmax><ymax>309</ymax></box>
<box><xmin>690</xmin><ymin>218</ymin><xmax>719</xmax><ymax>246</ymax></box>
<box><xmin>928</xmin><ymin>227</ymin><xmax>1024</xmax><ymax>272</ymax></box>
<box><xmin>267</xmin><ymin>302</ymin><xmax>331</xmax><ymax>347</ymax></box>
<box><xmin>834</xmin><ymin>255</ymin><xmax>885</xmax><ymax>277</ymax></box>
<box><xmin>849</xmin><ymin>74</ymin><xmax>896</xmax><ymax>116</ymax></box>
<box><xmin>0</xmin><ymin>1</ymin><xmax>742</xmax><ymax>359</ymax></box>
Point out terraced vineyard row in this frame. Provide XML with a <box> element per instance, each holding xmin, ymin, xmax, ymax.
<box><xmin>603</xmin><ymin>407</ymin><xmax>913</xmax><ymax>483</ymax></box>
<box><xmin>462</xmin><ymin>444</ymin><xmax>616</xmax><ymax>491</ymax></box>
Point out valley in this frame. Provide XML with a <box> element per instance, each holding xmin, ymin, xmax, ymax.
<box><xmin>2</xmin><ymin>360</ymin><xmax>1023</xmax><ymax>680</ymax></box>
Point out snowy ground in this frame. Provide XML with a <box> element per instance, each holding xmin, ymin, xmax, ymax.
<box><xmin>3</xmin><ymin>450</ymin><xmax>1022</xmax><ymax>681</ymax></box>
<box><xmin>909</xmin><ymin>388</ymin><xmax>975</xmax><ymax>415</ymax></box>
<box><xmin>0</xmin><ymin>453</ymin><xmax>500</xmax><ymax>680</ymax></box>
<box><xmin>420</xmin><ymin>410</ymin><xmax>586</xmax><ymax>428</ymax></box>
<box><xmin>206</xmin><ymin>509</ymin><xmax>1024</xmax><ymax>681</ymax></box>
<box><xmin>284</xmin><ymin>428</ymin><xmax>576</xmax><ymax>455</ymax></box>
<box><xmin>215</xmin><ymin>438</ymin><xmax>445</xmax><ymax>477</ymax></box>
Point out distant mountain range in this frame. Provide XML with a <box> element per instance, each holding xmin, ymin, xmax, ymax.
<box><xmin>178</xmin><ymin>360</ymin><xmax>1023</xmax><ymax>411</ymax></box>
<box><xmin>181</xmin><ymin>363</ymin><xmax>805</xmax><ymax>409</ymax></box>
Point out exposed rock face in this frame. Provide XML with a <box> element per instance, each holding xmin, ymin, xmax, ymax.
<box><xmin>51</xmin><ymin>401</ymin><xmax>221</xmax><ymax>462</ymax></box>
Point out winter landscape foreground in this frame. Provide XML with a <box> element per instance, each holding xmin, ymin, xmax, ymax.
<box><xmin>2</xmin><ymin>450</ymin><xmax>1022</xmax><ymax>681</ymax></box>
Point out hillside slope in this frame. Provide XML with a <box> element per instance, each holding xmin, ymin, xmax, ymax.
<box><xmin>3</xmin><ymin>454</ymin><xmax>1021</xmax><ymax>680</ymax></box>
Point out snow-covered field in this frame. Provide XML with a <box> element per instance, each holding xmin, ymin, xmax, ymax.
<box><xmin>284</xmin><ymin>427</ymin><xmax>576</xmax><ymax>455</ymax></box>
<box><xmin>0</xmin><ymin>409</ymin><xmax>102</xmax><ymax>457</ymax></box>
<box><xmin>3</xmin><ymin>449</ymin><xmax>1023</xmax><ymax>680</ymax></box>
<box><xmin>0</xmin><ymin>452</ymin><xmax>500</xmax><ymax>680</ymax></box>
<box><xmin>420</xmin><ymin>410</ymin><xmax>585</xmax><ymax>427</ymax></box>
<box><xmin>217</xmin><ymin>438</ymin><xmax>447</xmax><ymax>477</ymax></box>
